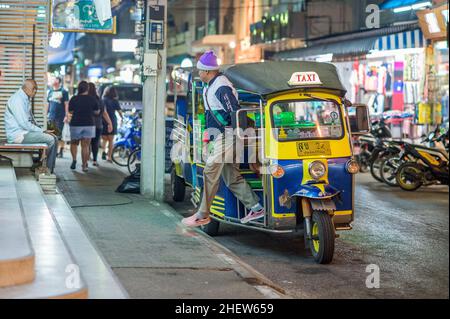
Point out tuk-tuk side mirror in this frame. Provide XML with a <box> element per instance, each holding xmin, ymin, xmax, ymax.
<box><xmin>347</xmin><ymin>104</ymin><xmax>371</xmax><ymax>135</ymax></box>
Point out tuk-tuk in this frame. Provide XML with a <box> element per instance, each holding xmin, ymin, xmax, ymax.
<box><xmin>170</xmin><ymin>61</ymin><xmax>370</xmax><ymax>264</ymax></box>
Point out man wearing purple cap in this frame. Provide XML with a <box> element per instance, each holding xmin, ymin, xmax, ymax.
<box><xmin>182</xmin><ymin>51</ymin><xmax>265</xmax><ymax>227</ymax></box>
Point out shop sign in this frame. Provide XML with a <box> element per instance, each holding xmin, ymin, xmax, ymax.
<box><xmin>417</xmin><ymin>4</ymin><xmax>448</xmax><ymax>41</ymax></box>
<box><xmin>50</xmin><ymin>0</ymin><xmax>116</xmax><ymax>34</ymax></box>
<box><xmin>288</xmin><ymin>72</ymin><xmax>322</xmax><ymax>86</ymax></box>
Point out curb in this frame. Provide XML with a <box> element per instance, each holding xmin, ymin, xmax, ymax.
<box><xmin>154</xmin><ymin>201</ymin><xmax>291</xmax><ymax>299</ymax></box>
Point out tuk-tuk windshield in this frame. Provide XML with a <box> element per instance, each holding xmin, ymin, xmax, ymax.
<box><xmin>271</xmin><ymin>100</ymin><xmax>343</xmax><ymax>141</ymax></box>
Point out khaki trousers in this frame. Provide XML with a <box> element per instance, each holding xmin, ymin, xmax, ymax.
<box><xmin>198</xmin><ymin>133</ymin><xmax>260</xmax><ymax>215</ymax></box>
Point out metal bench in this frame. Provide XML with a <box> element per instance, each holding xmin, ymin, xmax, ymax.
<box><xmin>0</xmin><ymin>140</ymin><xmax>48</xmax><ymax>172</ymax></box>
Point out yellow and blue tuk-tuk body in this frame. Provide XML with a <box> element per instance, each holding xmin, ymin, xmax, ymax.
<box><xmin>171</xmin><ymin>61</ymin><xmax>369</xmax><ymax>264</ymax></box>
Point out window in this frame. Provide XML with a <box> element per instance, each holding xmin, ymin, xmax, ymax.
<box><xmin>271</xmin><ymin>100</ymin><xmax>343</xmax><ymax>141</ymax></box>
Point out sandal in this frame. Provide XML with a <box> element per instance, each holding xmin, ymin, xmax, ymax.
<box><xmin>182</xmin><ymin>214</ymin><xmax>211</xmax><ymax>227</ymax></box>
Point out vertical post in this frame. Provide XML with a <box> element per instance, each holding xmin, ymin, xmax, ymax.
<box><xmin>32</xmin><ymin>24</ymin><xmax>36</xmax><ymax>113</ymax></box>
<box><xmin>141</xmin><ymin>0</ymin><xmax>167</xmax><ymax>201</ymax></box>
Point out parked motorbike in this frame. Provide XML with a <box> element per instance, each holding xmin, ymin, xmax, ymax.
<box><xmin>395</xmin><ymin>137</ymin><xmax>449</xmax><ymax>191</ymax></box>
<box><xmin>112</xmin><ymin>111</ymin><xmax>142</xmax><ymax>166</ymax></box>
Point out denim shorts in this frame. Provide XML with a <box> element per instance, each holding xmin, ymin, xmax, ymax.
<box><xmin>70</xmin><ymin>126</ymin><xmax>95</xmax><ymax>140</ymax></box>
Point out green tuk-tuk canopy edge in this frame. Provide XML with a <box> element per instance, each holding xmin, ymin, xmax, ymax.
<box><xmin>220</xmin><ymin>61</ymin><xmax>347</xmax><ymax>99</ymax></box>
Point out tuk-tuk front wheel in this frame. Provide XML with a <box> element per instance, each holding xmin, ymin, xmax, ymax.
<box><xmin>308</xmin><ymin>211</ymin><xmax>335</xmax><ymax>264</ymax></box>
<box><xmin>171</xmin><ymin>167</ymin><xmax>186</xmax><ymax>202</ymax></box>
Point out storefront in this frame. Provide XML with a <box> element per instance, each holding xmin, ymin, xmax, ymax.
<box><xmin>273</xmin><ymin>24</ymin><xmax>438</xmax><ymax>140</ymax></box>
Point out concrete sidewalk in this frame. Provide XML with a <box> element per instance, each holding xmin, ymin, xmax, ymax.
<box><xmin>53</xmin><ymin>153</ymin><xmax>284</xmax><ymax>299</ymax></box>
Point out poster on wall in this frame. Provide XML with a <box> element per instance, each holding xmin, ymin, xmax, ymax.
<box><xmin>50</xmin><ymin>0</ymin><xmax>116</xmax><ymax>34</ymax></box>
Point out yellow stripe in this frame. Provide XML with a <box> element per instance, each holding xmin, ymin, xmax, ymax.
<box><xmin>334</xmin><ymin>210</ymin><xmax>352</xmax><ymax>216</ymax></box>
<box><xmin>272</xmin><ymin>213</ymin><xmax>296</xmax><ymax>218</ymax></box>
<box><xmin>215</xmin><ymin>195</ymin><xmax>225</xmax><ymax>201</ymax></box>
<box><xmin>212</xmin><ymin>200</ymin><xmax>225</xmax><ymax>206</ymax></box>
<box><xmin>211</xmin><ymin>208</ymin><xmax>224</xmax><ymax>217</ymax></box>
<box><xmin>211</xmin><ymin>205</ymin><xmax>225</xmax><ymax>211</ymax></box>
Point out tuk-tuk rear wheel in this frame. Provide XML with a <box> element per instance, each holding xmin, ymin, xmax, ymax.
<box><xmin>171</xmin><ymin>167</ymin><xmax>186</xmax><ymax>202</ymax></box>
<box><xmin>200</xmin><ymin>218</ymin><xmax>220</xmax><ymax>236</ymax></box>
<box><xmin>309</xmin><ymin>211</ymin><xmax>335</xmax><ymax>264</ymax></box>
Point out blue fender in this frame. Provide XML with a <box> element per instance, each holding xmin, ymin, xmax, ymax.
<box><xmin>291</xmin><ymin>183</ymin><xmax>341</xmax><ymax>199</ymax></box>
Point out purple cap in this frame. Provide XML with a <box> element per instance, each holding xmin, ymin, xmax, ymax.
<box><xmin>196</xmin><ymin>51</ymin><xmax>219</xmax><ymax>71</ymax></box>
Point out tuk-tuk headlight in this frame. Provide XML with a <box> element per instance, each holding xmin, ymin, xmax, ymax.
<box><xmin>346</xmin><ymin>159</ymin><xmax>360</xmax><ymax>174</ymax></box>
<box><xmin>308</xmin><ymin>161</ymin><xmax>326</xmax><ymax>180</ymax></box>
<box><xmin>270</xmin><ymin>164</ymin><xmax>285</xmax><ymax>178</ymax></box>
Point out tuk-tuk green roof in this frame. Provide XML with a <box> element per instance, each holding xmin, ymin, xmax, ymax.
<box><xmin>221</xmin><ymin>61</ymin><xmax>347</xmax><ymax>98</ymax></box>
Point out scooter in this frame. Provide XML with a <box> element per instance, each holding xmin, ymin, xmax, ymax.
<box><xmin>112</xmin><ymin>112</ymin><xmax>142</xmax><ymax>166</ymax></box>
<box><xmin>395</xmin><ymin>137</ymin><xmax>449</xmax><ymax>191</ymax></box>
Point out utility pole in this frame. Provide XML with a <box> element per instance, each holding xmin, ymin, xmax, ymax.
<box><xmin>141</xmin><ymin>0</ymin><xmax>167</xmax><ymax>200</ymax></box>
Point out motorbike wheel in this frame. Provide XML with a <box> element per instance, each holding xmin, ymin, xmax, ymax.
<box><xmin>200</xmin><ymin>217</ymin><xmax>220</xmax><ymax>237</ymax></box>
<box><xmin>112</xmin><ymin>145</ymin><xmax>130</xmax><ymax>167</ymax></box>
<box><xmin>127</xmin><ymin>148</ymin><xmax>141</xmax><ymax>175</ymax></box>
<box><xmin>309</xmin><ymin>211</ymin><xmax>335</xmax><ymax>264</ymax></box>
<box><xmin>396</xmin><ymin>162</ymin><xmax>424</xmax><ymax>191</ymax></box>
<box><xmin>171</xmin><ymin>167</ymin><xmax>186</xmax><ymax>202</ymax></box>
<box><xmin>370</xmin><ymin>155</ymin><xmax>386</xmax><ymax>183</ymax></box>
<box><xmin>358</xmin><ymin>153</ymin><xmax>370</xmax><ymax>173</ymax></box>
<box><xmin>380</xmin><ymin>157</ymin><xmax>401</xmax><ymax>187</ymax></box>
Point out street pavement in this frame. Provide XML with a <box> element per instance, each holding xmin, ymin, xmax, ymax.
<box><xmin>167</xmin><ymin>173</ymin><xmax>449</xmax><ymax>299</ymax></box>
<box><xmin>53</xmin><ymin>149</ymin><xmax>448</xmax><ymax>299</ymax></box>
<box><xmin>53</xmin><ymin>153</ymin><xmax>283</xmax><ymax>299</ymax></box>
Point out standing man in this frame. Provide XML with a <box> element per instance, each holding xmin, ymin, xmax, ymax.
<box><xmin>182</xmin><ymin>51</ymin><xmax>264</xmax><ymax>227</ymax></box>
<box><xmin>46</xmin><ymin>77</ymin><xmax>69</xmax><ymax>157</ymax></box>
<box><xmin>4</xmin><ymin>79</ymin><xmax>58</xmax><ymax>173</ymax></box>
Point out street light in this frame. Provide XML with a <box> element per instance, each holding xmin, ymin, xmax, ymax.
<box><xmin>180</xmin><ymin>57</ymin><xmax>193</xmax><ymax>68</ymax></box>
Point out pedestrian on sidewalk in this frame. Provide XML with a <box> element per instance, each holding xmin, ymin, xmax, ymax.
<box><xmin>181</xmin><ymin>51</ymin><xmax>264</xmax><ymax>228</ymax></box>
<box><xmin>68</xmin><ymin>81</ymin><xmax>99</xmax><ymax>172</ymax></box>
<box><xmin>101</xmin><ymin>86</ymin><xmax>123</xmax><ymax>162</ymax></box>
<box><xmin>46</xmin><ymin>76</ymin><xmax>69</xmax><ymax>158</ymax></box>
<box><xmin>4</xmin><ymin>79</ymin><xmax>58</xmax><ymax>173</ymax></box>
<box><xmin>87</xmin><ymin>82</ymin><xmax>113</xmax><ymax>166</ymax></box>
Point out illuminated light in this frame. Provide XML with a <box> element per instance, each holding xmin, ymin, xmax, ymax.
<box><xmin>308</xmin><ymin>161</ymin><xmax>326</xmax><ymax>180</ymax></box>
<box><xmin>393</xmin><ymin>6</ymin><xmax>412</xmax><ymax>13</ymax></box>
<box><xmin>270</xmin><ymin>164</ymin><xmax>285</xmax><ymax>178</ymax></box>
<box><xmin>49</xmin><ymin>32</ymin><xmax>64</xmax><ymax>48</ymax></box>
<box><xmin>425</xmin><ymin>12</ymin><xmax>441</xmax><ymax>33</ymax></box>
<box><xmin>346</xmin><ymin>159</ymin><xmax>360</xmax><ymax>174</ymax></box>
<box><xmin>435</xmin><ymin>41</ymin><xmax>448</xmax><ymax>50</ymax></box>
<box><xmin>112</xmin><ymin>39</ymin><xmax>138</xmax><ymax>52</ymax></box>
<box><xmin>180</xmin><ymin>57</ymin><xmax>193</xmax><ymax>68</ymax></box>
<box><xmin>411</xmin><ymin>1</ymin><xmax>431</xmax><ymax>10</ymax></box>
<box><xmin>288</xmin><ymin>71</ymin><xmax>322</xmax><ymax>86</ymax></box>
<box><xmin>217</xmin><ymin>58</ymin><xmax>222</xmax><ymax>65</ymax></box>
<box><xmin>367</xmin><ymin>48</ymin><xmax>424</xmax><ymax>58</ymax></box>
<box><xmin>315</xmin><ymin>53</ymin><xmax>333</xmax><ymax>62</ymax></box>
<box><xmin>229</xmin><ymin>41</ymin><xmax>236</xmax><ymax>49</ymax></box>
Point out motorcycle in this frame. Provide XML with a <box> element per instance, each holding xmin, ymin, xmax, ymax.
<box><xmin>112</xmin><ymin>111</ymin><xmax>142</xmax><ymax>166</ymax></box>
<box><xmin>395</xmin><ymin>133</ymin><xmax>449</xmax><ymax>191</ymax></box>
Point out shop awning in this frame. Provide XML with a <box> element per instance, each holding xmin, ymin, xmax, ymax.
<box><xmin>272</xmin><ymin>23</ymin><xmax>424</xmax><ymax>60</ymax></box>
<box><xmin>274</xmin><ymin>36</ymin><xmax>379</xmax><ymax>60</ymax></box>
<box><xmin>373</xmin><ymin>29</ymin><xmax>425</xmax><ymax>51</ymax></box>
<box><xmin>380</xmin><ymin>0</ymin><xmax>429</xmax><ymax>10</ymax></box>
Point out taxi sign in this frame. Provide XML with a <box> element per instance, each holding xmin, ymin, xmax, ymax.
<box><xmin>288</xmin><ymin>72</ymin><xmax>322</xmax><ymax>86</ymax></box>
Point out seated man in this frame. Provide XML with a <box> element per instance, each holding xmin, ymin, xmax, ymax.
<box><xmin>4</xmin><ymin>79</ymin><xmax>57</xmax><ymax>173</ymax></box>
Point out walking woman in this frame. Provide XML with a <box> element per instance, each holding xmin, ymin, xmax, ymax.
<box><xmin>101</xmin><ymin>86</ymin><xmax>123</xmax><ymax>162</ymax></box>
<box><xmin>87</xmin><ymin>82</ymin><xmax>113</xmax><ymax>166</ymax></box>
<box><xmin>68</xmin><ymin>81</ymin><xmax>99</xmax><ymax>172</ymax></box>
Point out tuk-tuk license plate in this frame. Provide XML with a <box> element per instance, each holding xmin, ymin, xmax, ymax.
<box><xmin>297</xmin><ymin>141</ymin><xmax>332</xmax><ymax>156</ymax></box>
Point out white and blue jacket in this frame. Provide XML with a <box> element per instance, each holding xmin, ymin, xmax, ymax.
<box><xmin>203</xmin><ymin>74</ymin><xmax>239</xmax><ymax>136</ymax></box>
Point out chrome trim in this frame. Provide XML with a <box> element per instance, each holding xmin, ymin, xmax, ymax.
<box><xmin>210</xmin><ymin>215</ymin><xmax>293</xmax><ymax>234</ymax></box>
